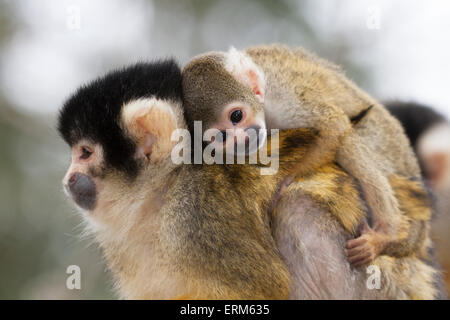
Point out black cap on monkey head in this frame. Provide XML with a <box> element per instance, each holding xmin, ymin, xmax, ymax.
<box><xmin>58</xmin><ymin>60</ymin><xmax>182</xmax><ymax>178</ymax></box>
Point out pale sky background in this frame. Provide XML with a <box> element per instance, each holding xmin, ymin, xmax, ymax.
<box><xmin>1</xmin><ymin>0</ymin><xmax>449</xmax><ymax>117</ymax></box>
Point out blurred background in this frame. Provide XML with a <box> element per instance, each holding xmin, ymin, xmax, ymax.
<box><xmin>0</xmin><ymin>0</ymin><xmax>449</xmax><ymax>299</ymax></box>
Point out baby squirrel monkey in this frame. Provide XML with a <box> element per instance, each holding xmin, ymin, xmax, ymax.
<box><xmin>182</xmin><ymin>44</ymin><xmax>423</xmax><ymax>266</ymax></box>
<box><xmin>58</xmin><ymin>60</ymin><xmax>341</xmax><ymax>299</ymax></box>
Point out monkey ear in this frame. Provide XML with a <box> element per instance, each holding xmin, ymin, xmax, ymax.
<box><xmin>224</xmin><ymin>47</ymin><xmax>266</xmax><ymax>103</ymax></box>
<box><xmin>122</xmin><ymin>98</ymin><xmax>179</xmax><ymax>163</ymax></box>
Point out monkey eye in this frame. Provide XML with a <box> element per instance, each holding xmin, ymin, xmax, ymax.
<box><xmin>230</xmin><ymin>110</ymin><xmax>243</xmax><ymax>124</ymax></box>
<box><xmin>80</xmin><ymin>146</ymin><xmax>93</xmax><ymax>160</ymax></box>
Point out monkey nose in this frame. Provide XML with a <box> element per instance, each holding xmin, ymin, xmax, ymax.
<box><xmin>69</xmin><ymin>173</ymin><xmax>77</xmax><ymax>184</ymax></box>
<box><xmin>67</xmin><ymin>172</ymin><xmax>97</xmax><ymax>210</ymax></box>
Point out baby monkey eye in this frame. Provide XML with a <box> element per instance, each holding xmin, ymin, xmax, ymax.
<box><xmin>230</xmin><ymin>110</ymin><xmax>243</xmax><ymax>124</ymax></box>
<box><xmin>80</xmin><ymin>146</ymin><xmax>93</xmax><ymax>160</ymax></box>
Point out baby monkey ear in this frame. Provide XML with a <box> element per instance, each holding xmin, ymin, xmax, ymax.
<box><xmin>122</xmin><ymin>98</ymin><xmax>178</xmax><ymax>164</ymax></box>
<box><xmin>225</xmin><ymin>47</ymin><xmax>266</xmax><ymax>103</ymax></box>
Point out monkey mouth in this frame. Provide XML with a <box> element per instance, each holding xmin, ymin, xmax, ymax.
<box><xmin>72</xmin><ymin>190</ymin><xmax>97</xmax><ymax>211</ymax></box>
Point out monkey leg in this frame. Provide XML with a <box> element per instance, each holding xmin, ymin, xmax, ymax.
<box><xmin>345</xmin><ymin>172</ymin><xmax>433</xmax><ymax>267</ymax></box>
<box><xmin>337</xmin><ymin>133</ymin><xmax>405</xmax><ymax>266</ymax></box>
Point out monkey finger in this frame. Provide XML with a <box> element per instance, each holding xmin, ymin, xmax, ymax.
<box><xmin>346</xmin><ymin>237</ymin><xmax>368</xmax><ymax>249</ymax></box>
<box><xmin>351</xmin><ymin>256</ymin><xmax>374</xmax><ymax>268</ymax></box>
<box><xmin>349</xmin><ymin>253</ymin><xmax>373</xmax><ymax>267</ymax></box>
<box><xmin>347</xmin><ymin>250</ymin><xmax>371</xmax><ymax>263</ymax></box>
<box><xmin>345</xmin><ymin>246</ymin><xmax>365</xmax><ymax>257</ymax></box>
<box><xmin>348</xmin><ymin>251</ymin><xmax>371</xmax><ymax>265</ymax></box>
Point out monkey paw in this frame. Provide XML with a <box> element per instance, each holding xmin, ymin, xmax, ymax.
<box><xmin>345</xmin><ymin>224</ymin><xmax>386</xmax><ymax>268</ymax></box>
